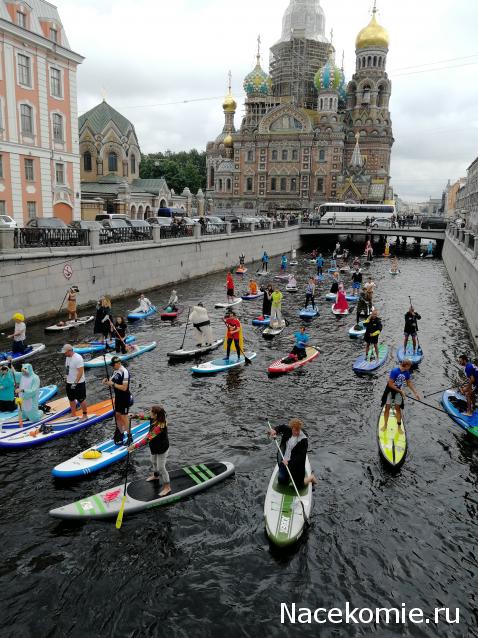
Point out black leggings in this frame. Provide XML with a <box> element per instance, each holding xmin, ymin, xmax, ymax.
<box><xmin>115</xmin><ymin>338</ymin><xmax>127</xmax><ymax>354</ymax></box>
<box><xmin>305</xmin><ymin>293</ymin><xmax>315</xmax><ymax>308</ymax></box>
<box><xmin>226</xmin><ymin>338</ymin><xmax>240</xmax><ymax>358</ymax></box>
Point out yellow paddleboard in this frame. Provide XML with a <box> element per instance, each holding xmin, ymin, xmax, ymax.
<box><xmin>377</xmin><ymin>406</ymin><xmax>407</xmax><ymax>468</ymax></box>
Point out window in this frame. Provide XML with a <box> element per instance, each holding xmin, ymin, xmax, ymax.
<box><xmin>218</xmin><ymin>179</ymin><xmax>223</xmax><ymax>191</ymax></box>
<box><xmin>27</xmin><ymin>201</ymin><xmax>36</xmax><ymax>219</ymax></box>
<box><xmin>291</xmin><ymin>178</ymin><xmax>297</xmax><ymax>192</ymax></box>
<box><xmin>319</xmin><ymin>149</ymin><xmax>325</xmax><ymax>162</ymax></box>
<box><xmin>130</xmin><ymin>154</ymin><xmax>136</xmax><ymax>174</ymax></box>
<box><xmin>24</xmin><ymin>158</ymin><xmax>34</xmax><ymax>181</ymax></box>
<box><xmin>18</xmin><ymin>54</ymin><xmax>31</xmax><ymax>87</ymax></box>
<box><xmin>55</xmin><ymin>162</ymin><xmax>65</xmax><ymax>184</ymax></box>
<box><xmin>0</xmin><ymin>201</ymin><xmax>6</xmax><ymax>215</ymax></box>
<box><xmin>20</xmin><ymin>105</ymin><xmax>33</xmax><ymax>135</ymax></box>
<box><xmin>271</xmin><ymin>150</ymin><xmax>278</xmax><ymax>160</ymax></box>
<box><xmin>271</xmin><ymin>177</ymin><xmax>277</xmax><ymax>191</ymax></box>
<box><xmin>292</xmin><ymin>149</ymin><xmax>298</xmax><ymax>161</ymax></box>
<box><xmin>317</xmin><ymin>177</ymin><xmax>324</xmax><ymax>193</ymax></box>
<box><xmin>246</xmin><ymin>177</ymin><xmax>253</xmax><ymax>191</ymax></box>
<box><xmin>280</xmin><ymin>177</ymin><xmax>287</xmax><ymax>191</ymax></box>
<box><xmin>247</xmin><ymin>150</ymin><xmax>254</xmax><ymax>162</ymax></box>
<box><xmin>17</xmin><ymin>10</ymin><xmax>26</xmax><ymax>28</ymax></box>
<box><xmin>270</xmin><ymin>115</ymin><xmax>303</xmax><ymax>131</ymax></box>
<box><xmin>226</xmin><ymin>178</ymin><xmax>231</xmax><ymax>191</ymax></box>
<box><xmin>52</xmin><ymin>113</ymin><xmax>63</xmax><ymax>142</ymax></box>
<box><xmin>0</xmin><ymin>155</ymin><xmax>3</xmax><ymax>179</ymax></box>
<box><xmin>50</xmin><ymin>68</ymin><xmax>62</xmax><ymax>98</ymax></box>
<box><xmin>83</xmin><ymin>152</ymin><xmax>92</xmax><ymax>172</ymax></box>
<box><xmin>108</xmin><ymin>152</ymin><xmax>118</xmax><ymax>172</ymax></box>
<box><xmin>50</xmin><ymin>27</ymin><xmax>58</xmax><ymax>43</ymax></box>
<box><xmin>209</xmin><ymin>167</ymin><xmax>215</xmax><ymax>188</ymax></box>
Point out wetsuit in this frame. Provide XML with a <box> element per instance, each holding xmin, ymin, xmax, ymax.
<box><xmin>364</xmin><ymin>316</ymin><xmax>382</xmax><ymax>345</ymax></box>
<box><xmin>404</xmin><ymin>311</ymin><xmax>421</xmax><ymax>338</ymax></box>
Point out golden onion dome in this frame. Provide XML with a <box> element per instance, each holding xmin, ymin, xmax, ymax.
<box><xmin>356</xmin><ymin>10</ymin><xmax>389</xmax><ymax>50</ymax></box>
<box><xmin>223</xmin><ymin>134</ymin><xmax>233</xmax><ymax>147</ymax></box>
<box><xmin>223</xmin><ymin>92</ymin><xmax>237</xmax><ymax>113</ymax></box>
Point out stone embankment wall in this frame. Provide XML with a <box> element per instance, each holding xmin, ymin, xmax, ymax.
<box><xmin>0</xmin><ymin>227</ymin><xmax>299</xmax><ymax>326</ymax></box>
<box><xmin>443</xmin><ymin>227</ymin><xmax>478</xmax><ymax>350</ymax></box>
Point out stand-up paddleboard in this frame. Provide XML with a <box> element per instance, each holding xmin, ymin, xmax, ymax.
<box><xmin>127</xmin><ymin>305</ymin><xmax>157</xmax><ymax>321</ymax></box>
<box><xmin>264</xmin><ymin>457</ymin><xmax>312</xmax><ymax>547</ymax></box>
<box><xmin>328</xmin><ymin>267</ymin><xmax>338</xmax><ymax>274</ymax></box>
<box><xmin>84</xmin><ymin>342</ymin><xmax>157</xmax><ymax>369</ymax></box>
<box><xmin>45</xmin><ymin>316</ymin><xmax>94</xmax><ymax>332</ymax></box>
<box><xmin>252</xmin><ymin>315</ymin><xmax>270</xmax><ymax>326</ymax></box>
<box><xmin>167</xmin><ymin>339</ymin><xmax>223</xmax><ymax>360</ymax></box>
<box><xmin>214</xmin><ymin>298</ymin><xmax>243</xmax><ymax>309</ymax></box>
<box><xmin>268</xmin><ymin>347</ymin><xmax>319</xmax><ymax>375</ymax></box>
<box><xmin>274</xmin><ymin>275</ymin><xmax>289</xmax><ymax>282</ymax></box>
<box><xmin>299</xmin><ymin>307</ymin><xmax>319</xmax><ymax>320</ymax></box>
<box><xmin>358</xmin><ymin>305</ymin><xmax>375</xmax><ymax>317</ymax></box>
<box><xmin>441</xmin><ymin>390</ymin><xmax>478</xmax><ymax>437</ymax></box>
<box><xmin>316</xmin><ymin>274</ymin><xmax>325</xmax><ymax>283</ymax></box>
<box><xmin>74</xmin><ymin>335</ymin><xmax>136</xmax><ymax>355</ymax></box>
<box><xmin>290</xmin><ymin>260</ymin><xmax>298</xmax><ymax>266</ymax></box>
<box><xmin>52</xmin><ymin>419</ymin><xmax>151</xmax><ymax>478</ymax></box>
<box><xmin>241</xmin><ymin>292</ymin><xmax>264</xmax><ymax>301</ymax></box>
<box><xmin>0</xmin><ymin>385</ymin><xmax>59</xmax><ymax>427</ymax></box>
<box><xmin>349</xmin><ymin>322</ymin><xmax>365</xmax><ymax>339</ymax></box>
<box><xmin>332</xmin><ymin>304</ymin><xmax>351</xmax><ymax>316</ymax></box>
<box><xmin>353</xmin><ymin>344</ymin><xmax>389</xmax><ymax>374</ymax></box>
<box><xmin>325</xmin><ymin>293</ymin><xmax>338</xmax><ymax>301</ymax></box>
<box><xmin>340</xmin><ymin>266</ymin><xmax>350</xmax><ymax>274</ymax></box>
<box><xmin>50</xmin><ymin>461</ymin><xmax>235</xmax><ymax>521</ymax></box>
<box><xmin>286</xmin><ymin>285</ymin><xmax>298</xmax><ymax>293</ymax></box>
<box><xmin>236</xmin><ymin>267</ymin><xmax>248</xmax><ymax>275</ymax></box>
<box><xmin>0</xmin><ymin>399</ymin><xmax>114</xmax><ymax>449</ymax></box>
<box><xmin>0</xmin><ymin>344</ymin><xmax>45</xmax><ymax>366</ymax></box>
<box><xmin>397</xmin><ymin>343</ymin><xmax>423</xmax><ymax>366</ymax></box>
<box><xmin>160</xmin><ymin>306</ymin><xmax>184</xmax><ymax>320</ymax></box>
<box><xmin>262</xmin><ymin>320</ymin><xmax>286</xmax><ymax>339</ymax></box>
<box><xmin>377</xmin><ymin>405</ymin><xmax>407</xmax><ymax>469</ymax></box>
<box><xmin>0</xmin><ymin>396</ymin><xmax>69</xmax><ymax>437</ymax></box>
<box><xmin>191</xmin><ymin>352</ymin><xmax>256</xmax><ymax>374</ymax></box>
<box><xmin>390</xmin><ymin>270</ymin><xmax>400</xmax><ymax>276</ymax></box>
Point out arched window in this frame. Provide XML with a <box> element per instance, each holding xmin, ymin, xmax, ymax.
<box><xmin>108</xmin><ymin>152</ymin><xmax>118</xmax><ymax>172</ymax></box>
<box><xmin>246</xmin><ymin>177</ymin><xmax>253</xmax><ymax>191</ymax></box>
<box><xmin>218</xmin><ymin>178</ymin><xmax>223</xmax><ymax>191</ymax></box>
<box><xmin>130</xmin><ymin>154</ymin><xmax>136</xmax><ymax>175</ymax></box>
<box><xmin>362</xmin><ymin>86</ymin><xmax>371</xmax><ymax>104</ymax></box>
<box><xmin>367</xmin><ymin>56</ymin><xmax>372</xmax><ymax>67</ymax></box>
<box><xmin>373</xmin><ymin>56</ymin><xmax>377</xmax><ymax>67</ymax></box>
<box><xmin>319</xmin><ymin>149</ymin><xmax>325</xmax><ymax>161</ymax></box>
<box><xmin>83</xmin><ymin>151</ymin><xmax>92</xmax><ymax>172</ymax></box>
<box><xmin>209</xmin><ymin>166</ymin><xmax>215</xmax><ymax>188</ymax></box>
<box><xmin>226</xmin><ymin>178</ymin><xmax>232</xmax><ymax>191</ymax></box>
<box><xmin>271</xmin><ymin>149</ymin><xmax>278</xmax><ymax>160</ymax></box>
<box><xmin>362</xmin><ymin>57</ymin><xmax>366</xmax><ymax>68</ymax></box>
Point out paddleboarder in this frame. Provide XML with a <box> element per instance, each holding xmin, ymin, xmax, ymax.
<box><xmin>355</xmin><ymin>291</ymin><xmax>371</xmax><ymax>327</ymax></box>
<box><xmin>223</xmin><ymin>310</ymin><xmax>242</xmax><ymax>361</ymax></box>
<box><xmin>381</xmin><ymin>360</ymin><xmax>420</xmax><ymax>433</ymax></box>
<box><xmin>287</xmin><ymin>274</ymin><xmax>297</xmax><ymax>289</ymax></box>
<box><xmin>10</xmin><ymin>362</ymin><xmax>43</xmax><ymax>423</ymax></box>
<box><xmin>316</xmin><ymin>253</ymin><xmax>324</xmax><ymax>276</ymax></box>
<box><xmin>190</xmin><ymin>303</ymin><xmax>213</xmax><ymax>347</ymax></box>
<box><xmin>0</xmin><ymin>362</ymin><xmax>16</xmax><ymax>412</ymax></box>
<box><xmin>270</xmin><ymin>287</ymin><xmax>283</xmax><ymax>327</ymax></box>
<box><xmin>304</xmin><ymin>278</ymin><xmax>316</xmax><ymax>309</ymax></box>
<box><xmin>96</xmin><ymin>298</ymin><xmax>112</xmax><ymax>343</ymax></box>
<box><xmin>8</xmin><ymin>313</ymin><xmax>27</xmax><ymax>355</ymax></box>
<box><xmin>261</xmin><ymin>251</ymin><xmax>270</xmax><ymax>272</ymax></box>
<box><xmin>103</xmin><ymin>356</ymin><xmax>132</xmax><ymax>442</ymax></box>
<box><xmin>239</xmin><ymin>253</ymin><xmax>245</xmax><ymax>267</ymax></box>
<box><xmin>166</xmin><ymin>290</ymin><xmax>179</xmax><ymax>313</ymax></box>
<box><xmin>280</xmin><ymin>254</ymin><xmax>288</xmax><ymax>272</ymax></box>
<box><xmin>333</xmin><ymin>287</ymin><xmax>349</xmax><ymax>313</ymax></box>
<box><xmin>132</xmin><ymin>293</ymin><xmax>153</xmax><ymax>314</ymax></box>
<box><xmin>66</xmin><ymin>286</ymin><xmax>79</xmax><ymax>322</ymax></box>
<box><xmin>62</xmin><ymin>344</ymin><xmax>88</xmax><ymax>419</ymax></box>
<box><xmin>285</xmin><ymin>326</ymin><xmax>310</xmax><ymax>362</ymax></box>
<box><xmin>351</xmin><ymin>268</ymin><xmax>362</xmax><ymax>295</ymax></box>
<box><xmin>226</xmin><ymin>271</ymin><xmax>235</xmax><ymax>303</ymax></box>
<box><xmin>391</xmin><ymin>257</ymin><xmax>399</xmax><ymax>273</ymax></box>
<box><xmin>267</xmin><ymin>419</ymin><xmax>318</xmax><ymax>488</ymax></box>
<box><xmin>403</xmin><ymin>306</ymin><xmax>421</xmax><ymax>354</ymax></box>
<box><xmin>248</xmin><ymin>278</ymin><xmax>258</xmax><ymax>296</ymax></box>
<box><xmin>113</xmin><ymin>316</ymin><xmax>128</xmax><ymax>354</ymax></box>
<box><xmin>363</xmin><ymin>309</ymin><xmax>382</xmax><ymax>361</ymax></box>
<box><xmin>261</xmin><ymin>283</ymin><xmax>273</xmax><ymax>317</ymax></box>
<box><xmin>458</xmin><ymin>354</ymin><xmax>478</xmax><ymax>416</ymax></box>
<box><xmin>363</xmin><ymin>276</ymin><xmax>376</xmax><ymax>301</ymax></box>
<box><xmin>128</xmin><ymin>404</ymin><xmax>171</xmax><ymax>495</ymax></box>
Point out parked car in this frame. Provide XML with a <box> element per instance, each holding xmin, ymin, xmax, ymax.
<box><xmin>453</xmin><ymin>218</ymin><xmax>466</xmax><ymax>228</ymax></box>
<box><xmin>192</xmin><ymin>216</ymin><xmax>224</xmax><ymax>233</ymax></box>
<box><xmin>219</xmin><ymin>214</ymin><xmax>241</xmax><ymax>230</ymax></box>
<box><xmin>0</xmin><ymin>215</ymin><xmax>17</xmax><ymax>228</ymax></box>
<box><xmin>420</xmin><ymin>216</ymin><xmax>447</xmax><ymax>230</ymax></box>
<box><xmin>125</xmin><ymin>218</ymin><xmax>152</xmax><ymax>239</ymax></box>
<box><xmin>70</xmin><ymin>220</ymin><xmax>110</xmax><ymax>242</ymax></box>
<box><xmin>147</xmin><ymin>217</ymin><xmax>171</xmax><ymax>226</ymax></box>
<box><xmin>371</xmin><ymin>218</ymin><xmax>392</xmax><ymax>229</ymax></box>
<box><xmin>24</xmin><ymin>217</ymin><xmax>82</xmax><ymax>246</ymax></box>
<box><xmin>95</xmin><ymin>213</ymin><xmax>128</xmax><ymax>222</ymax></box>
<box><xmin>26</xmin><ymin>217</ymin><xmax>68</xmax><ymax>229</ymax></box>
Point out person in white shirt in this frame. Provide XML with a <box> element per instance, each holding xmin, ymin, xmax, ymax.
<box><xmin>363</xmin><ymin>277</ymin><xmax>376</xmax><ymax>302</ymax></box>
<box><xmin>61</xmin><ymin>344</ymin><xmax>87</xmax><ymax>418</ymax></box>
<box><xmin>133</xmin><ymin>294</ymin><xmax>152</xmax><ymax>314</ymax></box>
<box><xmin>9</xmin><ymin>313</ymin><xmax>27</xmax><ymax>354</ymax></box>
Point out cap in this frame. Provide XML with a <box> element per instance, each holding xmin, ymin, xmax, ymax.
<box><xmin>61</xmin><ymin>344</ymin><xmax>74</xmax><ymax>353</ymax></box>
<box><xmin>110</xmin><ymin>356</ymin><xmax>121</xmax><ymax>364</ymax></box>
<box><xmin>12</xmin><ymin>313</ymin><xmax>25</xmax><ymax>322</ymax></box>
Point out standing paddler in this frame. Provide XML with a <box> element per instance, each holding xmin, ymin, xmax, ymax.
<box><xmin>363</xmin><ymin>308</ymin><xmax>382</xmax><ymax>361</ymax></box>
<box><xmin>223</xmin><ymin>310</ymin><xmax>243</xmax><ymax>362</ymax></box>
<box><xmin>267</xmin><ymin>419</ymin><xmax>318</xmax><ymax>487</ymax></box>
<box><xmin>189</xmin><ymin>303</ymin><xmax>214</xmax><ymax>347</ymax></box>
<box><xmin>381</xmin><ymin>360</ymin><xmax>420</xmax><ymax>433</ymax></box>
<box><xmin>103</xmin><ymin>356</ymin><xmax>132</xmax><ymax>444</ymax></box>
<box><xmin>261</xmin><ymin>283</ymin><xmax>273</xmax><ymax>319</ymax></box>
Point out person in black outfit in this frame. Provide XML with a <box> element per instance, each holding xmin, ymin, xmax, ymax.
<box><xmin>261</xmin><ymin>284</ymin><xmax>273</xmax><ymax>317</ymax></box>
<box><xmin>330</xmin><ymin>277</ymin><xmax>339</xmax><ymax>295</ymax></box>
<box><xmin>403</xmin><ymin>306</ymin><xmax>421</xmax><ymax>354</ymax></box>
<box><xmin>113</xmin><ymin>316</ymin><xmax>128</xmax><ymax>354</ymax></box>
<box><xmin>268</xmin><ymin>419</ymin><xmax>318</xmax><ymax>488</ymax></box>
<box><xmin>363</xmin><ymin>308</ymin><xmax>382</xmax><ymax>360</ymax></box>
<box><xmin>355</xmin><ymin>291</ymin><xmax>371</xmax><ymax>327</ymax></box>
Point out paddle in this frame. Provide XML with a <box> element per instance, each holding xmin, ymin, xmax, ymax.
<box><xmin>222</xmin><ymin>318</ymin><xmax>252</xmax><ymax>365</ymax></box>
<box><xmin>267</xmin><ymin>420</ymin><xmax>310</xmax><ymax>528</ymax></box>
<box><xmin>424</xmin><ymin>386</ymin><xmax>454</xmax><ymax>399</ymax></box>
<box><xmin>407</xmin><ymin>395</ymin><xmax>449</xmax><ymax>416</ymax></box>
<box><xmin>408</xmin><ymin>296</ymin><xmax>423</xmax><ymax>355</ymax></box>
<box><xmin>57</xmin><ymin>290</ymin><xmax>69</xmax><ymax>318</ymax></box>
<box><xmin>116</xmin><ymin>415</ymin><xmax>132</xmax><ymax>530</ymax></box>
<box><xmin>179</xmin><ymin>307</ymin><xmax>191</xmax><ymax>351</ymax></box>
<box><xmin>108</xmin><ymin>319</ymin><xmax>133</xmax><ymax>353</ymax></box>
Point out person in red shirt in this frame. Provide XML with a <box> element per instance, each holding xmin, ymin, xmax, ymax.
<box><xmin>226</xmin><ymin>271</ymin><xmax>235</xmax><ymax>303</ymax></box>
<box><xmin>223</xmin><ymin>310</ymin><xmax>242</xmax><ymax>360</ymax></box>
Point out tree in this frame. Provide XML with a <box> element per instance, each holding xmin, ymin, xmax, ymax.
<box><xmin>140</xmin><ymin>150</ymin><xmax>207</xmax><ymax>193</ymax></box>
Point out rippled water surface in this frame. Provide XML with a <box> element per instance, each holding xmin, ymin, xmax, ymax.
<box><xmin>1</xmin><ymin>248</ymin><xmax>477</xmax><ymax>638</ymax></box>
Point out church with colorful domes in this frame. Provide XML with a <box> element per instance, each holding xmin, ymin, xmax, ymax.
<box><xmin>206</xmin><ymin>0</ymin><xmax>394</xmax><ymax>214</ymax></box>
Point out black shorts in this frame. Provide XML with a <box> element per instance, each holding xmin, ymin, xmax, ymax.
<box><xmin>66</xmin><ymin>382</ymin><xmax>86</xmax><ymax>403</ymax></box>
<box><xmin>365</xmin><ymin>335</ymin><xmax>379</xmax><ymax>345</ymax></box>
<box><xmin>227</xmin><ymin>288</ymin><xmax>234</xmax><ymax>297</ymax></box>
<box><xmin>114</xmin><ymin>393</ymin><xmax>131</xmax><ymax>415</ymax></box>
<box><xmin>381</xmin><ymin>387</ymin><xmax>404</xmax><ymax>407</ymax></box>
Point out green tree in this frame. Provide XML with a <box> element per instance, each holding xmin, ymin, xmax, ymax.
<box><xmin>139</xmin><ymin>150</ymin><xmax>207</xmax><ymax>193</ymax></box>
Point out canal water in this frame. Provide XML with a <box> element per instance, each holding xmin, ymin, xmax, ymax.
<box><xmin>0</xmin><ymin>248</ymin><xmax>476</xmax><ymax>638</ymax></box>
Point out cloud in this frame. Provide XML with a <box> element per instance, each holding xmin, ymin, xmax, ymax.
<box><xmin>56</xmin><ymin>0</ymin><xmax>478</xmax><ymax>201</ymax></box>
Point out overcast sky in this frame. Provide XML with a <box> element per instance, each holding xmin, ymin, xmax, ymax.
<box><xmin>57</xmin><ymin>0</ymin><xmax>478</xmax><ymax>201</ymax></box>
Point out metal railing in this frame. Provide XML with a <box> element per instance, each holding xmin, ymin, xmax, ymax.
<box><xmin>200</xmin><ymin>223</ymin><xmax>227</xmax><ymax>236</ymax></box>
<box><xmin>99</xmin><ymin>227</ymin><xmax>153</xmax><ymax>244</ymax></box>
<box><xmin>160</xmin><ymin>225</ymin><xmax>194</xmax><ymax>240</ymax></box>
<box><xmin>287</xmin><ymin>217</ymin><xmax>299</xmax><ymax>227</ymax></box>
<box><xmin>14</xmin><ymin>227</ymin><xmax>89</xmax><ymax>248</ymax></box>
<box><xmin>272</xmin><ymin>220</ymin><xmax>286</xmax><ymax>229</ymax></box>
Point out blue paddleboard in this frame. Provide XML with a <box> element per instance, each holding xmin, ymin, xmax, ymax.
<box><xmin>353</xmin><ymin>344</ymin><xmax>389</xmax><ymax>374</ymax></box>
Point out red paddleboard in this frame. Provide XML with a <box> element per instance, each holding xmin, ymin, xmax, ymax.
<box><xmin>268</xmin><ymin>347</ymin><xmax>319</xmax><ymax>375</ymax></box>
<box><xmin>160</xmin><ymin>306</ymin><xmax>184</xmax><ymax>320</ymax></box>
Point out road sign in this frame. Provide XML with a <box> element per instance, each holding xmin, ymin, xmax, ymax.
<box><xmin>63</xmin><ymin>263</ymin><xmax>73</xmax><ymax>280</ymax></box>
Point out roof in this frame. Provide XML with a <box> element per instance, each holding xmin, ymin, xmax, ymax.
<box><xmin>79</xmin><ymin>100</ymin><xmax>135</xmax><ymax>137</ymax></box>
<box><xmin>0</xmin><ymin>0</ymin><xmax>71</xmax><ymax>49</ymax></box>
<box><xmin>132</xmin><ymin>178</ymin><xmax>167</xmax><ymax>193</ymax></box>
<box><xmin>81</xmin><ymin>178</ymin><xmax>167</xmax><ymax>197</ymax></box>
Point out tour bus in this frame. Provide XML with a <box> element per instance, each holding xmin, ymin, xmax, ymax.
<box><xmin>318</xmin><ymin>202</ymin><xmax>395</xmax><ymax>225</ymax></box>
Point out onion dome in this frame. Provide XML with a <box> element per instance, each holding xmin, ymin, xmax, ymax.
<box><xmin>223</xmin><ymin>91</ymin><xmax>237</xmax><ymax>113</ymax></box>
<box><xmin>223</xmin><ymin>134</ymin><xmax>233</xmax><ymax>148</ymax></box>
<box><xmin>314</xmin><ymin>50</ymin><xmax>343</xmax><ymax>92</ymax></box>
<box><xmin>244</xmin><ymin>60</ymin><xmax>272</xmax><ymax>97</ymax></box>
<box><xmin>356</xmin><ymin>7</ymin><xmax>389</xmax><ymax>50</ymax></box>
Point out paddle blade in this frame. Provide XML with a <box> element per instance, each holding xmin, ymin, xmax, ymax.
<box><xmin>115</xmin><ymin>496</ymin><xmax>127</xmax><ymax>529</ymax></box>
